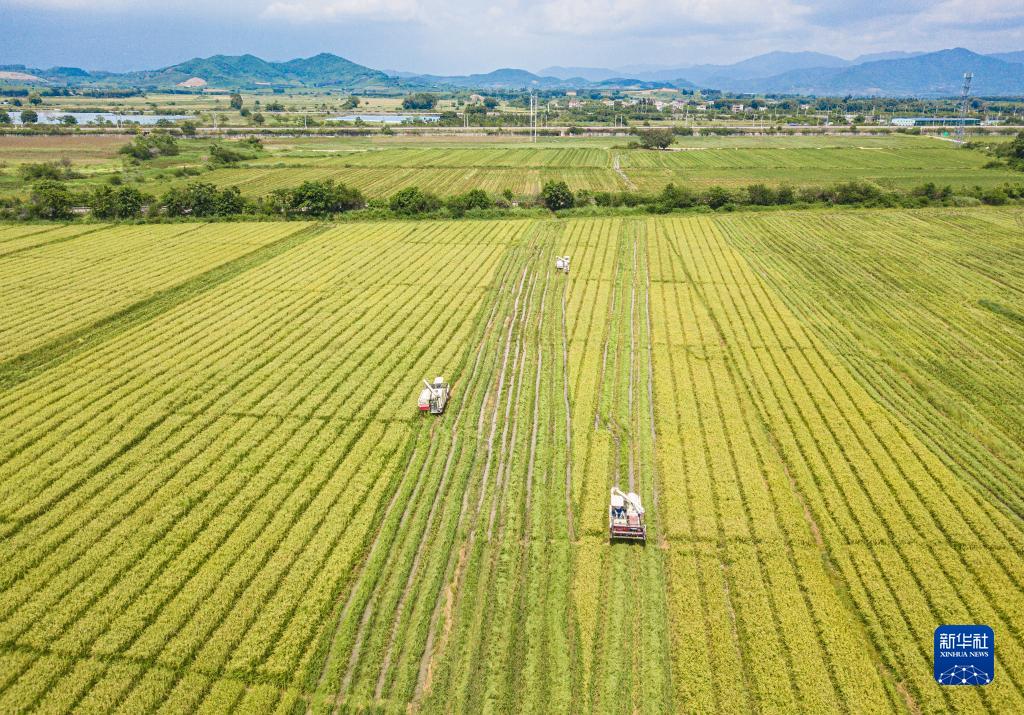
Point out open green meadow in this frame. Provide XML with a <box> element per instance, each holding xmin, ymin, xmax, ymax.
<box><xmin>0</xmin><ymin>208</ymin><xmax>1022</xmax><ymax>712</ymax></box>
<box><xmin>2</xmin><ymin>133</ymin><xmax>1021</xmax><ymax>202</ymax></box>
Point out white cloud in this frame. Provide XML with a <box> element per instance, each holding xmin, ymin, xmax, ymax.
<box><xmin>254</xmin><ymin>0</ymin><xmax>811</xmax><ymax>36</ymax></box>
<box><xmin>532</xmin><ymin>0</ymin><xmax>809</xmax><ymax>37</ymax></box>
<box><xmin>5</xmin><ymin>0</ymin><xmax>130</xmax><ymax>6</ymax></box>
<box><xmin>261</xmin><ymin>0</ymin><xmax>422</xmax><ymax>22</ymax></box>
<box><xmin>918</xmin><ymin>0</ymin><xmax>1024</xmax><ymax>27</ymax></box>
<box><xmin>4</xmin><ymin>0</ymin><xmax>1023</xmax><ymax>71</ymax></box>
<box><xmin>10</xmin><ymin>0</ymin><xmax>1023</xmax><ymax>39</ymax></box>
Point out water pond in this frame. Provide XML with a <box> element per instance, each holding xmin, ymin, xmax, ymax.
<box><xmin>327</xmin><ymin>114</ymin><xmax>440</xmax><ymax>124</ymax></box>
<box><xmin>9</xmin><ymin>111</ymin><xmax>190</xmax><ymax>126</ymax></box>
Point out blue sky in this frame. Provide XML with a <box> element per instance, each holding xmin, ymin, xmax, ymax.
<box><xmin>1</xmin><ymin>0</ymin><xmax>1022</xmax><ymax>74</ymax></box>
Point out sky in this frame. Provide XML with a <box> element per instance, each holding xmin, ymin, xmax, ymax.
<box><xmin>1</xmin><ymin>0</ymin><xmax>1023</xmax><ymax>74</ymax></box>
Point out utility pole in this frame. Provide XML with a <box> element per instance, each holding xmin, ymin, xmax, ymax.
<box><xmin>532</xmin><ymin>90</ymin><xmax>540</xmax><ymax>142</ymax></box>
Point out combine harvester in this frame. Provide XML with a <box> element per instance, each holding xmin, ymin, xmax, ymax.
<box><xmin>417</xmin><ymin>377</ymin><xmax>450</xmax><ymax>415</ymax></box>
<box><xmin>609</xmin><ymin>487</ymin><xmax>646</xmax><ymax>542</ymax></box>
<box><xmin>555</xmin><ymin>256</ymin><xmax>570</xmax><ymax>274</ymax></box>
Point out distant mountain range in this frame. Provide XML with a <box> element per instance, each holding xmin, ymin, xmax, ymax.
<box><xmin>2</xmin><ymin>47</ymin><xmax>1023</xmax><ymax>97</ymax></box>
<box><xmin>540</xmin><ymin>49</ymin><xmax>1024</xmax><ymax>95</ymax></box>
<box><xmin>989</xmin><ymin>50</ymin><xmax>1024</xmax><ymax>64</ymax></box>
<box><xmin>546</xmin><ymin>51</ymin><xmax>853</xmax><ymax>86</ymax></box>
<box><xmin>724</xmin><ymin>49</ymin><xmax>1024</xmax><ymax>96</ymax></box>
<box><xmin>0</xmin><ymin>53</ymin><xmax>391</xmax><ymax>91</ymax></box>
<box><xmin>402</xmin><ymin>68</ymin><xmax>577</xmax><ymax>90</ymax></box>
<box><xmin>399</xmin><ymin>67</ymin><xmax>693</xmax><ymax>91</ymax></box>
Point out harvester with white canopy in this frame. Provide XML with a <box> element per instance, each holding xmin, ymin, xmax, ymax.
<box><xmin>609</xmin><ymin>487</ymin><xmax>646</xmax><ymax>542</ymax></box>
<box><xmin>417</xmin><ymin>377</ymin><xmax>450</xmax><ymax>415</ymax></box>
<box><xmin>555</xmin><ymin>256</ymin><xmax>570</xmax><ymax>274</ymax></box>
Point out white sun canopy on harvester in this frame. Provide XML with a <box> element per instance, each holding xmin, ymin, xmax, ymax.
<box><xmin>417</xmin><ymin>377</ymin><xmax>450</xmax><ymax>415</ymax></box>
<box><xmin>609</xmin><ymin>487</ymin><xmax>646</xmax><ymax>542</ymax></box>
<box><xmin>555</xmin><ymin>256</ymin><xmax>570</xmax><ymax>273</ymax></box>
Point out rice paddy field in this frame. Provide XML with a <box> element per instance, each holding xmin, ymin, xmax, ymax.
<box><xmin>0</xmin><ymin>207</ymin><xmax>1022</xmax><ymax>712</ymax></box>
<box><xmin>2</xmin><ymin>133</ymin><xmax>1021</xmax><ymax>200</ymax></box>
<box><xmin>192</xmin><ymin>135</ymin><xmax>1022</xmax><ymax>196</ymax></box>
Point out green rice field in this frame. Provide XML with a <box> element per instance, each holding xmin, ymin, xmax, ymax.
<box><xmin>0</xmin><ymin>208</ymin><xmax>1022</xmax><ymax>712</ymax></box>
<box><xmin>194</xmin><ymin>136</ymin><xmax>1022</xmax><ymax>196</ymax></box>
<box><xmin>2</xmin><ymin>133</ymin><xmax>1021</xmax><ymax>201</ymax></box>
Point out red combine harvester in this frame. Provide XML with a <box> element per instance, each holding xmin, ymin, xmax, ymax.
<box><xmin>609</xmin><ymin>487</ymin><xmax>646</xmax><ymax>542</ymax></box>
<box><xmin>417</xmin><ymin>377</ymin><xmax>450</xmax><ymax>415</ymax></box>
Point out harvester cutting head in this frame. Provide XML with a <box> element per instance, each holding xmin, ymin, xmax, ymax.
<box><xmin>609</xmin><ymin>487</ymin><xmax>646</xmax><ymax>542</ymax></box>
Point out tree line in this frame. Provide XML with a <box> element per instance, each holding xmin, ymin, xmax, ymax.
<box><xmin>3</xmin><ymin>176</ymin><xmax>1021</xmax><ymax>222</ymax></box>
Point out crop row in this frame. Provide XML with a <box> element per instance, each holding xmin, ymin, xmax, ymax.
<box><xmin>646</xmin><ymin>220</ymin><xmax>884</xmax><ymax>711</ymax></box>
<box><xmin>652</xmin><ymin>214</ymin><xmax>1024</xmax><ymax>713</ymax></box>
<box><xmin>330</xmin><ymin>147</ymin><xmax>613</xmax><ymax>169</ymax></box>
<box><xmin>0</xmin><ymin>220</ymin><xmax>522</xmax><ymax>711</ymax></box>
<box><xmin>415</xmin><ymin>239</ymin><xmax>553</xmax><ymax>710</ymax></box>
<box><xmin>305</xmin><ymin>237</ymin><xmax>534</xmax><ymax>706</ymax></box>
<box><xmin>340</xmin><ymin>218</ymin><xmax>661</xmax><ymax>713</ymax></box>
<box><xmin>0</xmin><ymin>222</ymin><xmax>303</xmax><ymax>361</ymax></box>
<box><xmin>719</xmin><ymin>209</ymin><xmax>1024</xmax><ymax>519</ymax></box>
<box><xmin>621</xmin><ymin>146</ymin><xmax>983</xmax><ymax>171</ymax></box>
<box><xmin>0</xmin><ymin>224</ymin><xmax>100</xmax><ymax>257</ymax></box>
<box><xmin>413</xmin><ymin>218</ymin><xmax>673</xmax><ymax>713</ymax></box>
<box><xmin>2</xmin><ymin>212</ymin><xmax>1021</xmax><ymax>712</ymax></box>
<box><xmin>195</xmin><ymin>165</ymin><xmax>628</xmax><ymax>198</ymax></box>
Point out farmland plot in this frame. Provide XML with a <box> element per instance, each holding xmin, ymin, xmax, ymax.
<box><xmin>647</xmin><ymin>215</ymin><xmax>1024</xmax><ymax>714</ymax></box>
<box><xmin>0</xmin><ymin>134</ymin><xmax>126</xmax><ymax>165</ymax></box>
<box><xmin>0</xmin><ymin>220</ymin><xmax>522</xmax><ymax>712</ymax></box>
<box><xmin>192</xmin><ymin>136</ymin><xmax>1022</xmax><ymax>198</ymax></box>
<box><xmin>333</xmin><ymin>147</ymin><xmax>612</xmax><ymax>168</ymax></box>
<box><xmin>0</xmin><ymin>224</ymin><xmax>102</xmax><ymax>258</ymax></box>
<box><xmin>618</xmin><ymin>138</ymin><xmax>1021</xmax><ymax>191</ymax></box>
<box><xmin>720</xmin><ymin>208</ymin><xmax>1024</xmax><ymax>528</ymax></box>
<box><xmin>192</xmin><ymin>164</ymin><xmax>625</xmax><ymax>198</ymax></box>
<box><xmin>0</xmin><ymin>211</ymin><xmax>1022</xmax><ymax>713</ymax></box>
<box><xmin>0</xmin><ymin>222</ymin><xmax>305</xmax><ymax>362</ymax></box>
<box><xmin>190</xmin><ymin>145</ymin><xmax>619</xmax><ymax>198</ymax></box>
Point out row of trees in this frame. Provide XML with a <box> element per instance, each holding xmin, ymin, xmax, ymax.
<box><xmin>6</xmin><ymin>176</ymin><xmax>1022</xmax><ymax>222</ymax></box>
<box><xmin>386</xmin><ymin>186</ymin><xmax>494</xmax><ymax>217</ymax></box>
<box><xmin>5</xmin><ymin>178</ymin><xmax>504</xmax><ymax>221</ymax></box>
<box><xmin>570</xmin><ymin>180</ymin><xmax>1023</xmax><ymax>211</ymax></box>
<box><xmin>9</xmin><ymin>181</ymin><xmax>250</xmax><ymax>221</ymax></box>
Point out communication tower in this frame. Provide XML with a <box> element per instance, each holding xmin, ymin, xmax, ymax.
<box><xmin>956</xmin><ymin>71</ymin><xmax>973</xmax><ymax>141</ymax></box>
